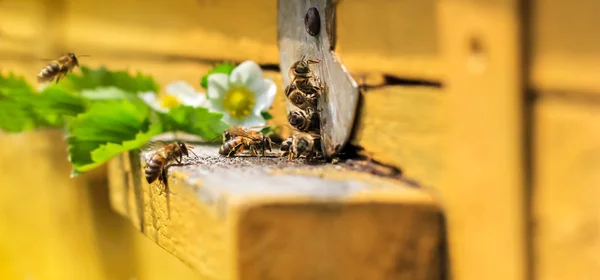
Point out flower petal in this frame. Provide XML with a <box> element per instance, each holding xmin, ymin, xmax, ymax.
<box><xmin>139</xmin><ymin>92</ymin><xmax>168</xmax><ymax>113</ymax></box>
<box><xmin>166</xmin><ymin>80</ymin><xmax>196</xmax><ymax>96</ymax></box>
<box><xmin>207</xmin><ymin>73</ymin><xmax>229</xmax><ymax>100</ymax></box>
<box><xmin>229</xmin><ymin>61</ymin><xmax>263</xmax><ymax>87</ymax></box>
<box><xmin>240</xmin><ymin>113</ymin><xmax>266</xmax><ymax>128</ymax></box>
<box><xmin>221</xmin><ymin>114</ymin><xmax>237</xmax><ymax>126</ymax></box>
<box><xmin>206</xmin><ymin>98</ymin><xmax>225</xmax><ymax>113</ymax></box>
<box><xmin>180</xmin><ymin>94</ymin><xmax>207</xmax><ymax>108</ymax></box>
<box><xmin>252</xmin><ymin>78</ymin><xmax>277</xmax><ymax>114</ymax></box>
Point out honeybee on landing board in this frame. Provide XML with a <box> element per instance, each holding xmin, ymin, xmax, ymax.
<box><xmin>289</xmin><ymin>56</ymin><xmax>321</xmax><ymax>91</ymax></box>
<box><xmin>218</xmin><ymin>126</ymin><xmax>273</xmax><ymax>157</ymax></box>
<box><xmin>280</xmin><ymin>136</ymin><xmax>294</xmax><ymax>159</ymax></box>
<box><xmin>143</xmin><ymin>141</ymin><xmax>197</xmax><ymax>187</ymax></box>
<box><xmin>280</xmin><ymin>132</ymin><xmax>321</xmax><ymax>161</ymax></box>
<box><xmin>37</xmin><ymin>53</ymin><xmax>87</xmax><ymax>84</ymax></box>
<box><xmin>287</xmin><ymin>107</ymin><xmax>320</xmax><ymax>133</ymax></box>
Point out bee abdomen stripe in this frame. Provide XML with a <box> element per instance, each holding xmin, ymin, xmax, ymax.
<box><xmin>148</xmin><ymin>158</ymin><xmax>164</xmax><ymax>166</ymax></box>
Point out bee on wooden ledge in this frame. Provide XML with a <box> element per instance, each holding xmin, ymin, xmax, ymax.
<box><xmin>217</xmin><ymin>126</ymin><xmax>273</xmax><ymax>158</ymax></box>
<box><xmin>142</xmin><ymin>140</ymin><xmax>198</xmax><ymax>192</ymax></box>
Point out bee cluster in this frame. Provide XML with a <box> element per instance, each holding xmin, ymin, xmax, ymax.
<box><xmin>280</xmin><ymin>56</ymin><xmax>324</xmax><ymax>162</ymax></box>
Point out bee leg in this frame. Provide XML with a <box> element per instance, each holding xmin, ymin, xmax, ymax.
<box><xmin>306</xmin><ymin>152</ymin><xmax>314</xmax><ymax>163</ymax></box>
<box><xmin>250</xmin><ymin>146</ymin><xmax>260</xmax><ymax>157</ymax></box>
<box><xmin>228</xmin><ymin>143</ymin><xmax>244</xmax><ymax>157</ymax></box>
<box><xmin>54</xmin><ymin>73</ymin><xmax>64</xmax><ymax>84</ymax></box>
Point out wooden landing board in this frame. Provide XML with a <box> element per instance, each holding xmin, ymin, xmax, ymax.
<box><xmin>108</xmin><ymin>144</ymin><xmax>445</xmax><ymax>280</ymax></box>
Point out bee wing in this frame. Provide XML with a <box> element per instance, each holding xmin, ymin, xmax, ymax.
<box><xmin>140</xmin><ymin>141</ymin><xmax>167</xmax><ymax>154</ymax></box>
<box><xmin>225</xmin><ymin>126</ymin><xmax>250</xmax><ymax>137</ymax></box>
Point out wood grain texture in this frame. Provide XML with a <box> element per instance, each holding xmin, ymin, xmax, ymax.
<box><xmin>352</xmin><ymin>86</ymin><xmax>446</xmax><ymax>188</ymax></box>
<box><xmin>530</xmin><ymin>0</ymin><xmax>600</xmax><ymax>93</ymax></box>
<box><xmin>533</xmin><ymin>96</ymin><xmax>600</xmax><ymax>280</ymax></box>
<box><xmin>107</xmin><ymin>145</ymin><xmax>444</xmax><ymax>280</ymax></box>
<box><xmin>437</xmin><ymin>0</ymin><xmax>526</xmax><ymax>279</ymax></box>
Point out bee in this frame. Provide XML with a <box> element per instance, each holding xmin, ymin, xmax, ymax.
<box><xmin>289</xmin><ymin>56</ymin><xmax>321</xmax><ymax>91</ymax></box>
<box><xmin>279</xmin><ymin>136</ymin><xmax>294</xmax><ymax>159</ymax></box>
<box><xmin>37</xmin><ymin>53</ymin><xmax>86</xmax><ymax>84</ymax></box>
<box><xmin>282</xmin><ymin>132</ymin><xmax>321</xmax><ymax>161</ymax></box>
<box><xmin>287</xmin><ymin>107</ymin><xmax>320</xmax><ymax>133</ymax></box>
<box><xmin>218</xmin><ymin>126</ymin><xmax>273</xmax><ymax>157</ymax></box>
<box><xmin>143</xmin><ymin>141</ymin><xmax>197</xmax><ymax>186</ymax></box>
<box><xmin>284</xmin><ymin>82</ymin><xmax>320</xmax><ymax>110</ymax></box>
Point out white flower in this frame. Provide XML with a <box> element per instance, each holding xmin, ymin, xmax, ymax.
<box><xmin>139</xmin><ymin>81</ymin><xmax>207</xmax><ymax>113</ymax></box>
<box><xmin>206</xmin><ymin>61</ymin><xmax>276</xmax><ymax>127</ymax></box>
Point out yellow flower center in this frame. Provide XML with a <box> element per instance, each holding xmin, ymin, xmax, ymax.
<box><xmin>159</xmin><ymin>95</ymin><xmax>180</xmax><ymax>109</ymax></box>
<box><xmin>222</xmin><ymin>87</ymin><xmax>255</xmax><ymax>119</ymax></box>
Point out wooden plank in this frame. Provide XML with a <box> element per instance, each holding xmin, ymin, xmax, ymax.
<box><xmin>336</xmin><ymin>0</ymin><xmax>440</xmax><ymax>81</ymax></box>
<box><xmin>55</xmin><ymin>0</ymin><xmax>439</xmax><ymax>81</ymax></box>
<box><xmin>533</xmin><ymin>96</ymin><xmax>600</xmax><ymax>280</ymax></box>
<box><xmin>0</xmin><ymin>0</ymin><xmax>48</xmax><ymax>54</ymax></box>
<box><xmin>108</xmin><ymin>144</ymin><xmax>444</xmax><ymax>280</ymax></box>
<box><xmin>351</xmin><ymin>86</ymin><xmax>446</xmax><ymax>188</ymax></box>
<box><xmin>61</xmin><ymin>0</ymin><xmax>279</xmax><ymax>64</ymax></box>
<box><xmin>530</xmin><ymin>0</ymin><xmax>600</xmax><ymax>93</ymax></box>
<box><xmin>437</xmin><ymin>0</ymin><xmax>526</xmax><ymax>280</ymax></box>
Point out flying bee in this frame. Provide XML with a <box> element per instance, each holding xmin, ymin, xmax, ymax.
<box><xmin>218</xmin><ymin>126</ymin><xmax>273</xmax><ymax>157</ymax></box>
<box><xmin>143</xmin><ymin>141</ymin><xmax>197</xmax><ymax>187</ymax></box>
<box><xmin>284</xmin><ymin>82</ymin><xmax>320</xmax><ymax>110</ymax></box>
<box><xmin>289</xmin><ymin>56</ymin><xmax>321</xmax><ymax>91</ymax></box>
<box><xmin>284</xmin><ymin>132</ymin><xmax>322</xmax><ymax>161</ymax></box>
<box><xmin>37</xmin><ymin>53</ymin><xmax>87</xmax><ymax>84</ymax></box>
<box><xmin>288</xmin><ymin>107</ymin><xmax>320</xmax><ymax>133</ymax></box>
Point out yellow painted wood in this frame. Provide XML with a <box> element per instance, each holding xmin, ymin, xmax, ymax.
<box><xmin>530</xmin><ymin>0</ymin><xmax>600</xmax><ymax>93</ymax></box>
<box><xmin>437</xmin><ymin>0</ymin><xmax>526</xmax><ymax>279</ymax></box>
<box><xmin>533</xmin><ymin>96</ymin><xmax>600</xmax><ymax>280</ymax></box>
<box><xmin>351</xmin><ymin>86</ymin><xmax>446</xmax><ymax>188</ymax></box>
<box><xmin>107</xmin><ymin>146</ymin><xmax>444</xmax><ymax>279</ymax></box>
<box><xmin>0</xmin><ymin>131</ymin><xmax>198</xmax><ymax>280</ymax></box>
<box><xmin>8</xmin><ymin>0</ymin><xmax>442</xmax><ymax>81</ymax></box>
<box><xmin>336</xmin><ymin>0</ymin><xmax>440</xmax><ymax>81</ymax></box>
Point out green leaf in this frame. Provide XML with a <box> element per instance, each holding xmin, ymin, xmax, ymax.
<box><xmin>0</xmin><ymin>93</ymin><xmax>38</xmax><ymax>132</ymax></box>
<box><xmin>88</xmin><ymin>121</ymin><xmax>162</xmax><ymax>170</ymax></box>
<box><xmin>59</xmin><ymin>65</ymin><xmax>158</xmax><ymax>94</ymax></box>
<box><xmin>260</xmin><ymin>111</ymin><xmax>273</xmax><ymax>120</ymax></box>
<box><xmin>159</xmin><ymin>105</ymin><xmax>228</xmax><ymax>140</ymax></box>
<box><xmin>200</xmin><ymin>62</ymin><xmax>236</xmax><ymax>89</ymax></box>
<box><xmin>259</xmin><ymin>126</ymin><xmax>279</xmax><ymax>136</ymax></box>
<box><xmin>0</xmin><ymin>73</ymin><xmax>33</xmax><ymax>93</ymax></box>
<box><xmin>0</xmin><ymin>73</ymin><xmax>85</xmax><ymax>132</ymax></box>
<box><xmin>67</xmin><ymin>100</ymin><xmax>162</xmax><ymax>174</ymax></box>
<box><xmin>35</xmin><ymin>87</ymin><xmax>87</xmax><ymax>126</ymax></box>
